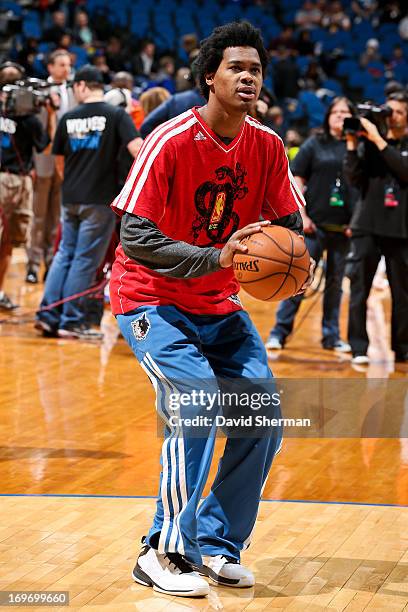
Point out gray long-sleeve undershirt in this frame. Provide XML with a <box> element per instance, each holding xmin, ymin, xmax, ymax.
<box><xmin>120</xmin><ymin>211</ymin><xmax>304</xmax><ymax>279</ymax></box>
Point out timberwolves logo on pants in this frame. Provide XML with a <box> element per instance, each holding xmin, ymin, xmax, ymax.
<box><xmin>131</xmin><ymin>313</ymin><xmax>151</xmax><ymax>340</ymax></box>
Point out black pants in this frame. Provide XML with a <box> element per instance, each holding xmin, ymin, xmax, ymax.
<box><xmin>347</xmin><ymin>233</ymin><xmax>408</xmax><ymax>356</ymax></box>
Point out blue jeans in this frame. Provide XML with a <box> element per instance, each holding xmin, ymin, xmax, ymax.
<box><xmin>37</xmin><ymin>203</ymin><xmax>116</xmax><ymax>330</ymax></box>
<box><xmin>270</xmin><ymin>229</ymin><xmax>350</xmax><ymax>346</ymax></box>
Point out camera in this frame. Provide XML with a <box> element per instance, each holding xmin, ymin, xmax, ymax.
<box><xmin>1</xmin><ymin>78</ymin><xmax>57</xmax><ymax>116</ymax></box>
<box><xmin>343</xmin><ymin>103</ymin><xmax>392</xmax><ymax>136</ymax></box>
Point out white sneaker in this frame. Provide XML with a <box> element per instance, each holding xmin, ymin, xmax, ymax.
<box><xmin>265</xmin><ymin>336</ymin><xmax>283</xmax><ymax>350</ymax></box>
<box><xmin>132</xmin><ymin>543</ymin><xmax>209</xmax><ymax>597</ymax></box>
<box><xmin>351</xmin><ymin>354</ymin><xmax>370</xmax><ymax>365</ymax></box>
<box><xmin>200</xmin><ymin>555</ymin><xmax>255</xmax><ymax>588</ymax></box>
<box><xmin>333</xmin><ymin>340</ymin><xmax>352</xmax><ymax>353</ymax></box>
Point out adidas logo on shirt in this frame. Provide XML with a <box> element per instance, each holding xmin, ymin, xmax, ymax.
<box><xmin>194</xmin><ymin>131</ymin><xmax>207</xmax><ymax>141</ymax></box>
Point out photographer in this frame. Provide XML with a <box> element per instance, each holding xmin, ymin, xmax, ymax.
<box><xmin>344</xmin><ymin>92</ymin><xmax>408</xmax><ymax>364</ymax></box>
<box><xmin>0</xmin><ymin>62</ymin><xmax>52</xmax><ymax>310</ymax></box>
<box><xmin>266</xmin><ymin>97</ymin><xmax>356</xmax><ymax>352</ymax></box>
<box><xmin>26</xmin><ymin>50</ymin><xmax>76</xmax><ymax>285</ymax></box>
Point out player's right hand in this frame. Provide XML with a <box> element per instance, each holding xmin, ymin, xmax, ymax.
<box><xmin>219</xmin><ymin>220</ymin><xmax>271</xmax><ymax>269</ymax></box>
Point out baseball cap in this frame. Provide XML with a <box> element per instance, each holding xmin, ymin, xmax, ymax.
<box><xmin>73</xmin><ymin>64</ymin><xmax>104</xmax><ymax>84</ymax></box>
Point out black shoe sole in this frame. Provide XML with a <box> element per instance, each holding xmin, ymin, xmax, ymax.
<box><xmin>199</xmin><ymin>565</ymin><xmax>241</xmax><ymax>586</ymax></box>
<box><xmin>132</xmin><ymin>565</ymin><xmax>153</xmax><ymax>587</ymax></box>
<box><xmin>132</xmin><ymin>565</ymin><xmax>208</xmax><ymax>597</ymax></box>
<box><xmin>34</xmin><ymin>321</ymin><xmax>58</xmax><ymax>338</ymax></box>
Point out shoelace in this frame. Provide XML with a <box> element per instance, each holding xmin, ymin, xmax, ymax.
<box><xmin>164</xmin><ymin>552</ymin><xmax>194</xmax><ymax>574</ymax></box>
<box><xmin>219</xmin><ymin>555</ymin><xmax>239</xmax><ymax>565</ymax></box>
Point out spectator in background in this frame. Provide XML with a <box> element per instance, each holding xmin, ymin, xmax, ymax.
<box><xmin>132</xmin><ymin>39</ymin><xmax>156</xmax><ymax>78</ymax></box>
<box><xmin>248</xmin><ymin>98</ymin><xmax>269</xmax><ymax>123</ymax></box>
<box><xmin>16</xmin><ymin>37</ymin><xmax>40</xmax><ymax>77</ymax></box>
<box><xmin>297</xmin><ymin>29</ymin><xmax>315</xmax><ymax>56</ymax></box>
<box><xmin>44</xmin><ymin>10</ymin><xmax>70</xmax><ymax>45</ymax></box>
<box><xmin>181</xmin><ymin>33</ymin><xmax>199</xmax><ymax>62</ymax></box>
<box><xmin>56</xmin><ymin>32</ymin><xmax>73</xmax><ymax>52</ymax></box>
<box><xmin>105</xmin><ymin>36</ymin><xmax>127</xmax><ymax>73</ymax></box>
<box><xmin>269</xmin><ymin>26</ymin><xmax>298</xmax><ymax>56</ymax></box>
<box><xmin>266</xmin><ymin>97</ymin><xmax>356</xmax><ymax>353</ymax></box>
<box><xmin>139</xmin><ymin>87</ymin><xmax>170</xmax><ymax>117</ymax></box>
<box><xmin>91</xmin><ymin>53</ymin><xmax>111</xmax><ymax>84</ymax></box>
<box><xmin>359</xmin><ymin>38</ymin><xmax>382</xmax><ymax>68</ymax></box>
<box><xmin>351</xmin><ymin>0</ymin><xmax>378</xmax><ymax>25</ymax></box>
<box><xmin>285</xmin><ymin>128</ymin><xmax>303</xmax><ymax>161</ymax></box>
<box><xmin>175</xmin><ymin>66</ymin><xmax>193</xmax><ymax>92</ymax></box>
<box><xmin>110</xmin><ymin>72</ymin><xmax>145</xmax><ymax>129</ymax></box>
<box><xmin>139</xmin><ymin>64</ymin><xmax>205</xmax><ymax>138</ymax></box>
<box><xmin>265</xmin><ymin>105</ymin><xmax>285</xmax><ymax>137</ymax></box>
<box><xmin>388</xmin><ymin>44</ymin><xmax>408</xmax><ymax>80</ymax></box>
<box><xmin>295</xmin><ymin>0</ymin><xmax>322</xmax><ymax>30</ymax></box>
<box><xmin>316</xmin><ymin>0</ymin><xmax>328</xmax><ymax>15</ymax></box>
<box><xmin>153</xmin><ymin>55</ymin><xmax>176</xmax><ymax>93</ymax></box>
<box><xmin>380</xmin><ymin>0</ymin><xmax>403</xmax><ymax>24</ymax></box>
<box><xmin>73</xmin><ymin>10</ymin><xmax>94</xmax><ymax>48</ymax></box>
<box><xmin>273</xmin><ymin>46</ymin><xmax>300</xmax><ymax>101</ymax></box>
<box><xmin>26</xmin><ymin>49</ymin><xmax>76</xmax><ymax>285</ymax></box>
<box><xmin>321</xmin><ymin>1</ymin><xmax>351</xmax><ymax>30</ymax></box>
<box><xmin>301</xmin><ymin>59</ymin><xmax>327</xmax><ymax>90</ymax></box>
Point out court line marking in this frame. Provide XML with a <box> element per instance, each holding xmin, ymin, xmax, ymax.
<box><xmin>0</xmin><ymin>494</ymin><xmax>406</xmax><ymax>508</ymax></box>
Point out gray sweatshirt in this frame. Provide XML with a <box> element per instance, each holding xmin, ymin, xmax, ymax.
<box><xmin>120</xmin><ymin>211</ymin><xmax>304</xmax><ymax>278</ymax></box>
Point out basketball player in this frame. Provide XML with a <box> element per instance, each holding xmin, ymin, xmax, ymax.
<box><xmin>110</xmin><ymin>22</ymin><xmax>309</xmax><ymax>597</ymax></box>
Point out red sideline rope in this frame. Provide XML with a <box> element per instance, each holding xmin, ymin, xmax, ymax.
<box><xmin>0</xmin><ymin>278</ymin><xmax>109</xmax><ymax>325</ymax></box>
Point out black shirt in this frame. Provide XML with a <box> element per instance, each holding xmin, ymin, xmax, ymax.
<box><xmin>344</xmin><ymin>138</ymin><xmax>408</xmax><ymax>239</ymax></box>
<box><xmin>0</xmin><ymin>114</ymin><xmax>50</xmax><ymax>174</ymax></box>
<box><xmin>291</xmin><ymin>134</ymin><xmax>355</xmax><ymax>227</ymax></box>
<box><xmin>52</xmin><ymin>101</ymin><xmax>138</xmax><ymax>206</ymax></box>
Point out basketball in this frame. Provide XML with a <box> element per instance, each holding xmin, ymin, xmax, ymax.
<box><xmin>233</xmin><ymin>226</ymin><xmax>310</xmax><ymax>301</ymax></box>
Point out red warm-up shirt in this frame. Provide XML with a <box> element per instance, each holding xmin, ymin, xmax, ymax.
<box><xmin>110</xmin><ymin>107</ymin><xmax>304</xmax><ymax>316</ymax></box>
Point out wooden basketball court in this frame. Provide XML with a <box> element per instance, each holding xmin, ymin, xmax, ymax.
<box><xmin>1</xmin><ymin>255</ymin><xmax>407</xmax><ymax>610</ymax></box>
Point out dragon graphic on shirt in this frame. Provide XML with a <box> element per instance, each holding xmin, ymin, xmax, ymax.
<box><xmin>192</xmin><ymin>163</ymin><xmax>248</xmax><ymax>245</ymax></box>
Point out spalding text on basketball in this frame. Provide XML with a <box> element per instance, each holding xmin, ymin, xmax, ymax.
<box><xmin>233</xmin><ymin>259</ymin><xmax>260</xmax><ymax>272</ymax></box>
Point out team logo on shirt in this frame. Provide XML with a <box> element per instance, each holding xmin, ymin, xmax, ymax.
<box><xmin>131</xmin><ymin>312</ymin><xmax>151</xmax><ymax>341</ymax></box>
<box><xmin>192</xmin><ymin>163</ymin><xmax>248</xmax><ymax>245</ymax></box>
<box><xmin>0</xmin><ymin>116</ymin><xmax>17</xmax><ymax>149</ymax></box>
<box><xmin>210</xmin><ymin>192</ymin><xmax>226</xmax><ymax>224</ymax></box>
<box><xmin>66</xmin><ymin>116</ymin><xmax>107</xmax><ymax>151</ymax></box>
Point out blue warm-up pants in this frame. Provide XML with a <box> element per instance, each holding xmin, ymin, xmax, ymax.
<box><xmin>117</xmin><ymin>305</ymin><xmax>282</xmax><ymax>565</ymax></box>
